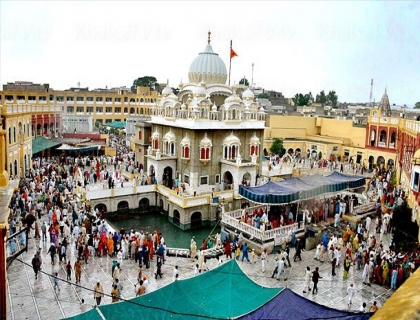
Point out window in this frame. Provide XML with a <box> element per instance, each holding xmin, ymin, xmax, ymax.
<box><xmin>184</xmin><ymin>174</ymin><xmax>190</xmax><ymax>184</ymax></box>
<box><xmin>77</xmin><ymin>97</ymin><xmax>84</xmax><ymax>102</ymax></box>
<box><xmin>67</xmin><ymin>107</ymin><xmax>74</xmax><ymax>113</ymax></box>
<box><xmin>28</xmin><ymin>96</ymin><xmax>36</xmax><ymax>101</ymax></box>
<box><xmin>5</xmin><ymin>95</ymin><xmax>13</xmax><ymax>101</ymax></box>
<box><xmin>86</xmin><ymin>97</ymin><xmax>94</xmax><ymax>101</ymax></box>
<box><xmin>86</xmin><ymin>107</ymin><xmax>93</xmax><ymax>113</ymax></box>
<box><xmin>215</xmin><ymin>174</ymin><xmax>220</xmax><ymax>184</ymax></box>
<box><xmin>67</xmin><ymin>96</ymin><xmax>74</xmax><ymax>101</ymax></box>
<box><xmin>124</xmin><ymin>97</ymin><xmax>128</xmax><ymax>102</ymax></box>
<box><xmin>96</xmin><ymin>107</ymin><xmax>103</xmax><ymax>113</ymax></box>
<box><xmin>138</xmin><ymin>131</ymin><xmax>142</xmax><ymax>140</ymax></box>
<box><xmin>8</xmin><ymin>127</ymin><xmax>11</xmax><ymax>144</ymax></box>
<box><xmin>200</xmin><ymin>147</ymin><xmax>210</xmax><ymax>160</ymax></box>
<box><xmin>57</xmin><ymin>96</ymin><xmax>64</xmax><ymax>102</ymax></box>
<box><xmin>182</xmin><ymin>146</ymin><xmax>190</xmax><ymax>159</ymax></box>
<box><xmin>106</xmin><ymin>107</ymin><xmax>112</xmax><ymax>113</ymax></box>
<box><xmin>115</xmin><ymin>107</ymin><xmax>121</xmax><ymax>113</ymax></box>
<box><xmin>106</xmin><ymin>97</ymin><xmax>112</xmax><ymax>102</ymax></box>
<box><xmin>413</xmin><ymin>171</ymin><xmax>420</xmax><ymax>192</ymax></box>
<box><xmin>39</xmin><ymin>96</ymin><xmax>46</xmax><ymax>101</ymax></box>
<box><xmin>200</xmin><ymin>176</ymin><xmax>209</xmax><ymax>185</ymax></box>
<box><xmin>17</xmin><ymin>95</ymin><xmax>25</xmax><ymax>101</ymax></box>
<box><xmin>96</xmin><ymin>97</ymin><xmax>103</xmax><ymax>102</ymax></box>
<box><xmin>76</xmin><ymin>107</ymin><xmax>84</xmax><ymax>113</ymax></box>
<box><xmin>250</xmin><ymin>145</ymin><xmax>259</xmax><ymax>156</ymax></box>
<box><xmin>49</xmin><ymin>95</ymin><xmax>54</xmax><ymax>101</ymax></box>
<box><xmin>124</xmin><ymin>107</ymin><xmax>128</xmax><ymax>113</ymax></box>
<box><xmin>115</xmin><ymin>97</ymin><xmax>121</xmax><ymax>103</ymax></box>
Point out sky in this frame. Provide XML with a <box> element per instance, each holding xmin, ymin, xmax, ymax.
<box><xmin>1</xmin><ymin>1</ymin><xmax>419</xmax><ymax>106</ymax></box>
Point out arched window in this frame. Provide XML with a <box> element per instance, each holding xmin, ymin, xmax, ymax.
<box><xmin>380</xmin><ymin>130</ymin><xmax>387</xmax><ymax>146</ymax></box>
<box><xmin>8</xmin><ymin>127</ymin><xmax>11</xmax><ymax>144</ymax></box>
<box><xmin>13</xmin><ymin>126</ymin><xmax>16</xmax><ymax>143</ymax></box>
<box><xmin>182</xmin><ymin>146</ymin><xmax>190</xmax><ymax>159</ymax></box>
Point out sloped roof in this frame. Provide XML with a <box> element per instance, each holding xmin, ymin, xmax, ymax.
<box><xmin>239</xmin><ymin>288</ymin><xmax>372</xmax><ymax>320</ymax></box>
<box><xmin>32</xmin><ymin>137</ymin><xmax>62</xmax><ymax>155</ymax></box>
<box><xmin>239</xmin><ymin>171</ymin><xmax>366</xmax><ymax>204</ymax></box>
<box><xmin>64</xmin><ymin>260</ymin><xmax>282</xmax><ymax>320</ymax></box>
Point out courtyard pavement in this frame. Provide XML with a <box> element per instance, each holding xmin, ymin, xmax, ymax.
<box><xmin>6</xmin><ymin>216</ymin><xmax>392</xmax><ymax>320</ymax></box>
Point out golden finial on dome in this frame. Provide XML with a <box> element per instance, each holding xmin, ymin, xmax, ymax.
<box><xmin>208</xmin><ymin>30</ymin><xmax>211</xmax><ymax>44</ymax></box>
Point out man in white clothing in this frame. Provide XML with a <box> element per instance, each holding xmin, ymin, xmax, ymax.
<box><xmin>276</xmin><ymin>258</ymin><xmax>286</xmax><ymax>281</ymax></box>
<box><xmin>347</xmin><ymin>283</ymin><xmax>356</xmax><ymax>305</ymax></box>
<box><xmin>303</xmin><ymin>266</ymin><xmax>311</xmax><ymax>293</ymax></box>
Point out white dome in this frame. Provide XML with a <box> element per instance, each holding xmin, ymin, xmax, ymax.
<box><xmin>211</xmin><ymin>102</ymin><xmax>217</xmax><ymax>112</ymax></box>
<box><xmin>242</xmin><ymin>88</ymin><xmax>254</xmax><ymax>100</ymax></box>
<box><xmin>188</xmin><ymin>43</ymin><xmax>227</xmax><ymax>84</ymax></box>
<box><xmin>200</xmin><ymin>133</ymin><xmax>212</xmax><ymax>147</ymax></box>
<box><xmin>250</xmin><ymin>133</ymin><xmax>260</xmax><ymax>145</ymax></box>
<box><xmin>167</xmin><ymin>93</ymin><xmax>178</xmax><ymax>101</ymax></box>
<box><xmin>162</xmin><ymin>84</ymin><xmax>173</xmax><ymax>96</ymax></box>
<box><xmin>224</xmin><ymin>132</ymin><xmax>241</xmax><ymax>145</ymax></box>
<box><xmin>192</xmin><ymin>82</ymin><xmax>207</xmax><ymax>96</ymax></box>
<box><xmin>180</xmin><ymin>134</ymin><xmax>190</xmax><ymax>146</ymax></box>
<box><xmin>163</xmin><ymin>130</ymin><xmax>176</xmax><ymax>141</ymax></box>
<box><xmin>225</xmin><ymin>94</ymin><xmax>242</xmax><ymax>104</ymax></box>
<box><xmin>151</xmin><ymin>129</ymin><xmax>160</xmax><ymax>139</ymax></box>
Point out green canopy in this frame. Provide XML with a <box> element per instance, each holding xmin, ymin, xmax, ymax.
<box><xmin>106</xmin><ymin>121</ymin><xmax>126</xmax><ymax>129</ymax></box>
<box><xmin>32</xmin><ymin>137</ymin><xmax>62</xmax><ymax>155</ymax></box>
<box><xmin>64</xmin><ymin>260</ymin><xmax>282</xmax><ymax>320</ymax></box>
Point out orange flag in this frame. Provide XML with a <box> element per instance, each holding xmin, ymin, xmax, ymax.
<box><xmin>230</xmin><ymin>48</ymin><xmax>238</xmax><ymax>59</ymax></box>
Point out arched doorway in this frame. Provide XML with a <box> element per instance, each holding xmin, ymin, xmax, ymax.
<box><xmin>370</xmin><ymin>129</ymin><xmax>376</xmax><ymax>146</ymax></box>
<box><xmin>14</xmin><ymin>159</ymin><xmax>18</xmax><ymax>177</ymax></box>
<box><xmin>94</xmin><ymin>203</ymin><xmax>107</xmax><ymax>219</ymax></box>
<box><xmin>388</xmin><ymin>159</ymin><xmax>394</xmax><ymax>170</ymax></box>
<box><xmin>368</xmin><ymin>156</ymin><xmax>374</xmax><ymax>170</ymax></box>
<box><xmin>311</xmin><ymin>150</ymin><xmax>317</xmax><ymax>159</ymax></box>
<box><xmin>163</xmin><ymin>166</ymin><xmax>173</xmax><ymax>189</ymax></box>
<box><xmin>318</xmin><ymin>151</ymin><xmax>323</xmax><ymax>160</ymax></box>
<box><xmin>191</xmin><ymin>211</ymin><xmax>202</xmax><ymax>229</ymax></box>
<box><xmin>117</xmin><ymin>200</ymin><xmax>129</xmax><ymax>215</ymax></box>
<box><xmin>377</xmin><ymin>156</ymin><xmax>385</xmax><ymax>169</ymax></box>
<box><xmin>149</xmin><ymin>165</ymin><xmax>155</xmax><ymax>179</ymax></box>
<box><xmin>138</xmin><ymin>198</ymin><xmax>150</xmax><ymax>214</ymax></box>
<box><xmin>173</xmin><ymin>209</ymin><xmax>180</xmax><ymax>226</ymax></box>
<box><xmin>241</xmin><ymin>172</ymin><xmax>251</xmax><ymax>186</ymax></box>
<box><xmin>287</xmin><ymin>148</ymin><xmax>294</xmax><ymax>155</ymax></box>
<box><xmin>222</xmin><ymin>171</ymin><xmax>233</xmax><ymax>190</ymax></box>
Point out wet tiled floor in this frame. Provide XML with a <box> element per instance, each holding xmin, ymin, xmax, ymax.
<box><xmin>6</xmin><ymin>218</ymin><xmax>393</xmax><ymax>319</ymax></box>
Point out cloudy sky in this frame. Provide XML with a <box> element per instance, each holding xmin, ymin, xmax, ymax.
<box><xmin>1</xmin><ymin>1</ymin><xmax>419</xmax><ymax>106</ymax></box>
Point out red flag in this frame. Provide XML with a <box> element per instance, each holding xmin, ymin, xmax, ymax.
<box><xmin>230</xmin><ymin>48</ymin><xmax>238</xmax><ymax>59</ymax></box>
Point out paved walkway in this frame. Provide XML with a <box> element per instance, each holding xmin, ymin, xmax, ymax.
<box><xmin>6</xmin><ymin>218</ymin><xmax>393</xmax><ymax>319</ymax></box>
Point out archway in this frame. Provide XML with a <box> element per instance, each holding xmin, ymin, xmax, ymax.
<box><xmin>222</xmin><ymin>171</ymin><xmax>233</xmax><ymax>190</ymax></box>
<box><xmin>138</xmin><ymin>198</ymin><xmax>150</xmax><ymax>214</ymax></box>
<box><xmin>377</xmin><ymin>156</ymin><xmax>385</xmax><ymax>169</ymax></box>
<box><xmin>241</xmin><ymin>172</ymin><xmax>251</xmax><ymax>186</ymax></box>
<box><xmin>311</xmin><ymin>150</ymin><xmax>317</xmax><ymax>159</ymax></box>
<box><xmin>287</xmin><ymin>148</ymin><xmax>294</xmax><ymax>155</ymax></box>
<box><xmin>216</xmin><ymin>209</ymin><xmax>222</xmax><ymax>223</ymax></box>
<box><xmin>173</xmin><ymin>209</ymin><xmax>180</xmax><ymax>226</ymax></box>
<box><xmin>318</xmin><ymin>151</ymin><xmax>323</xmax><ymax>160</ymax></box>
<box><xmin>370</xmin><ymin>129</ymin><xmax>376</xmax><ymax>146</ymax></box>
<box><xmin>387</xmin><ymin>159</ymin><xmax>394</xmax><ymax>170</ymax></box>
<box><xmin>94</xmin><ymin>203</ymin><xmax>107</xmax><ymax>219</ymax></box>
<box><xmin>306</xmin><ymin>149</ymin><xmax>310</xmax><ymax>158</ymax></box>
<box><xmin>149</xmin><ymin>165</ymin><xmax>155</xmax><ymax>179</ymax></box>
<box><xmin>191</xmin><ymin>211</ymin><xmax>202</xmax><ymax>229</ymax></box>
<box><xmin>368</xmin><ymin>156</ymin><xmax>374</xmax><ymax>170</ymax></box>
<box><xmin>117</xmin><ymin>200</ymin><xmax>129</xmax><ymax>215</ymax></box>
<box><xmin>24</xmin><ymin>155</ymin><xmax>27</xmax><ymax>172</ymax></box>
<box><xmin>163</xmin><ymin>166</ymin><xmax>173</xmax><ymax>189</ymax></box>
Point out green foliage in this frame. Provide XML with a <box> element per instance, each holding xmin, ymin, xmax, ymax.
<box><xmin>414</xmin><ymin>101</ymin><xmax>420</xmax><ymax>109</ymax></box>
<box><xmin>392</xmin><ymin>202</ymin><xmax>419</xmax><ymax>251</ymax></box>
<box><xmin>239</xmin><ymin>78</ymin><xmax>249</xmax><ymax>86</ymax></box>
<box><xmin>292</xmin><ymin>92</ymin><xmax>312</xmax><ymax>106</ymax></box>
<box><xmin>257</xmin><ymin>93</ymin><xmax>269</xmax><ymax>99</ymax></box>
<box><xmin>131</xmin><ymin>76</ymin><xmax>158</xmax><ymax>92</ymax></box>
<box><xmin>315</xmin><ymin>90</ymin><xmax>327</xmax><ymax>103</ymax></box>
<box><xmin>94</xmin><ymin>121</ymin><xmax>101</xmax><ymax>128</ymax></box>
<box><xmin>327</xmin><ymin>90</ymin><xmax>338</xmax><ymax>108</ymax></box>
<box><xmin>269</xmin><ymin>138</ymin><xmax>285</xmax><ymax>156</ymax></box>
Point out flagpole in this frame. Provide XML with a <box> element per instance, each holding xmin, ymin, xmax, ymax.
<box><xmin>229</xmin><ymin>40</ymin><xmax>232</xmax><ymax>86</ymax></box>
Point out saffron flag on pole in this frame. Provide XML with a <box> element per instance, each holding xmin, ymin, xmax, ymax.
<box><xmin>230</xmin><ymin>48</ymin><xmax>238</xmax><ymax>59</ymax></box>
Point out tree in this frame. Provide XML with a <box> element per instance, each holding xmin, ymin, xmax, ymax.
<box><xmin>292</xmin><ymin>93</ymin><xmax>312</xmax><ymax>106</ymax></box>
<box><xmin>239</xmin><ymin>77</ymin><xmax>249</xmax><ymax>86</ymax></box>
<box><xmin>315</xmin><ymin>90</ymin><xmax>327</xmax><ymax>104</ymax></box>
<box><xmin>131</xmin><ymin>76</ymin><xmax>158</xmax><ymax>92</ymax></box>
<box><xmin>269</xmin><ymin>138</ymin><xmax>285</xmax><ymax>156</ymax></box>
<box><xmin>391</xmin><ymin>202</ymin><xmax>419</xmax><ymax>251</ymax></box>
<box><xmin>414</xmin><ymin>101</ymin><xmax>420</xmax><ymax>109</ymax></box>
<box><xmin>257</xmin><ymin>93</ymin><xmax>269</xmax><ymax>99</ymax></box>
<box><xmin>327</xmin><ymin>90</ymin><xmax>338</xmax><ymax>108</ymax></box>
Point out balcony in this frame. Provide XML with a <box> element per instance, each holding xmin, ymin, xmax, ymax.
<box><xmin>378</xmin><ymin>141</ymin><xmax>386</xmax><ymax>148</ymax></box>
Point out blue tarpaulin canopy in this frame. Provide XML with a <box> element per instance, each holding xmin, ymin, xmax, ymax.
<box><xmin>239</xmin><ymin>171</ymin><xmax>366</xmax><ymax>204</ymax></box>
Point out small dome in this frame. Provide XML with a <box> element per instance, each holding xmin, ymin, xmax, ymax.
<box><xmin>200</xmin><ymin>133</ymin><xmax>212</xmax><ymax>147</ymax></box>
<box><xmin>224</xmin><ymin>132</ymin><xmax>241</xmax><ymax>145</ymax></box>
<box><xmin>181</xmin><ymin>134</ymin><xmax>190</xmax><ymax>145</ymax></box>
<box><xmin>167</xmin><ymin>93</ymin><xmax>178</xmax><ymax>101</ymax></box>
<box><xmin>151</xmin><ymin>129</ymin><xmax>160</xmax><ymax>139</ymax></box>
<box><xmin>258</xmin><ymin>106</ymin><xmax>265</xmax><ymax>113</ymax></box>
<box><xmin>250</xmin><ymin>133</ymin><xmax>260</xmax><ymax>145</ymax></box>
<box><xmin>181</xmin><ymin>104</ymin><xmax>187</xmax><ymax>110</ymax></box>
<box><xmin>242</xmin><ymin>87</ymin><xmax>254</xmax><ymax>100</ymax></box>
<box><xmin>211</xmin><ymin>102</ymin><xmax>217</xmax><ymax>112</ymax></box>
<box><xmin>162</xmin><ymin>84</ymin><xmax>173</xmax><ymax>96</ymax></box>
<box><xmin>163</xmin><ymin>130</ymin><xmax>176</xmax><ymax>141</ymax></box>
<box><xmin>192</xmin><ymin>82</ymin><xmax>207</xmax><ymax>96</ymax></box>
<box><xmin>225</xmin><ymin>94</ymin><xmax>242</xmax><ymax>104</ymax></box>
